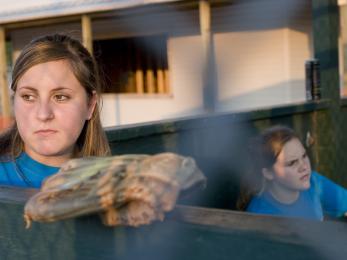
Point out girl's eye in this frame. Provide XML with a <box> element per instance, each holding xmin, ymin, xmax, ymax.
<box><xmin>21</xmin><ymin>94</ymin><xmax>35</xmax><ymax>101</ymax></box>
<box><xmin>54</xmin><ymin>95</ymin><xmax>69</xmax><ymax>102</ymax></box>
<box><xmin>303</xmin><ymin>153</ymin><xmax>307</xmax><ymax>159</ymax></box>
<box><xmin>286</xmin><ymin>160</ymin><xmax>298</xmax><ymax>167</ymax></box>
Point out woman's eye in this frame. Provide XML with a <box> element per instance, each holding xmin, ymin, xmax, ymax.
<box><xmin>286</xmin><ymin>160</ymin><xmax>298</xmax><ymax>167</ymax></box>
<box><xmin>303</xmin><ymin>153</ymin><xmax>307</xmax><ymax>159</ymax></box>
<box><xmin>21</xmin><ymin>94</ymin><xmax>35</xmax><ymax>101</ymax></box>
<box><xmin>54</xmin><ymin>95</ymin><xmax>69</xmax><ymax>102</ymax></box>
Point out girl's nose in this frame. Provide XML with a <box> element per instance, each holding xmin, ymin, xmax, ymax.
<box><xmin>298</xmin><ymin>158</ymin><xmax>309</xmax><ymax>172</ymax></box>
<box><xmin>36</xmin><ymin>101</ymin><xmax>54</xmax><ymax>121</ymax></box>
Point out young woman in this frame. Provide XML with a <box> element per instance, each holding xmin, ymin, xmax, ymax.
<box><xmin>237</xmin><ymin>125</ymin><xmax>347</xmax><ymax>220</ymax></box>
<box><xmin>0</xmin><ymin>33</ymin><xmax>111</xmax><ymax>188</ymax></box>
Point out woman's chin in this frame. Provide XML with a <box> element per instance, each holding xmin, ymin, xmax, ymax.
<box><xmin>299</xmin><ymin>181</ymin><xmax>311</xmax><ymax>190</ymax></box>
<box><xmin>26</xmin><ymin>145</ymin><xmax>72</xmax><ymax>159</ymax></box>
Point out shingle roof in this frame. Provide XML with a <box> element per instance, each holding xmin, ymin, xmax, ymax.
<box><xmin>0</xmin><ymin>0</ymin><xmax>181</xmax><ymax>24</ymax></box>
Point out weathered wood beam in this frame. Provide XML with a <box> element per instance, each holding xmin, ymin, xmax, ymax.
<box><xmin>0</xmin><ymin>27</ymin><xmax>10</xmax><ymax>117</ymax></box>
<box><xmin>157</xmin><ymin>69</ymin><xmax>165</xmax><ymax>93</ymax></box>
<box><xmin>340</xmin><ymin>3</ymin><xmax>347</xmax><ymax>94</ymax></box>
<box><xmin>199</xmin><ymin>0</ymin><xmax>217</xmax><ymax>112</ymax></box>
<box><xmin>3</xmin><ymin>16</ymin><xmax>81</xmax><ymax>30</ymax></box>
<box><xmin>81</xmin><ymin>15</ymin><xmax>93</xmax><ymax>54</ymax></box>
<box><xmin>164</xmin><ymin>69</ymin><xmax>170</xmax><ymax>93</ymax></box>
<box><xmin>146</xmin><ymin>66</ymin><xmax>155</xmax><ymax>94</ymax></box>
<box><xmin>135</xmin><ymin>49</ymin><xmax>144</xmax><ymax>94</ymax></box>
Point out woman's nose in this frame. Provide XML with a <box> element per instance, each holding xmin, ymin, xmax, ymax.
<box><xmin>298</xmin><ymin>158</ymin><xmax>309</xmax><ymax>172</ymax></box>
<box><xmin>36</xmin><ymin>101</ymin><xmax>54</xmax><ymax>121</ymax></box>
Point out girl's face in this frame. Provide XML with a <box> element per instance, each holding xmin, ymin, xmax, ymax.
<box><xmin>264</xmin><ymin>137</ymin><xmax>312</xmax><ymax>192</ymax></box>
<box><xmin>14</xmin><ymin>60</ymin><xmax>96</xmax><ymax>166</ymax></box>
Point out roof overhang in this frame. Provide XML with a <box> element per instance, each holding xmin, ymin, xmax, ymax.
<box><xmin>0</xmin><ymin>0</ymin><xmax>184</xmax><ymax>25</ymax></box>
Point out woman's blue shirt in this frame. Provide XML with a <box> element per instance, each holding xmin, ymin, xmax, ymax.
<box><xmin>0</xmin><ymin>153</ymin><xmax>59</xmax><ymax>188</ymax></box>
<box><xmin>247</xmin><ymin>171</ymin><xmax>347</xmax><ymax>220</ymax></box>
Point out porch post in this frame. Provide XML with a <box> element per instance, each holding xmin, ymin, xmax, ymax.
<box><xmin>81</xmin><ymin>14</ymin><xmax>93</xmax><ymax>53</ymax></box>
<box><xmin>0</xmin><ymin>26</ymin><xmax>10</xmax><ymax>117</ymax></box>
<box><xmin>199</xmin><ymin>0</ymin><xmax>217</xmax><ymax>112</ymax></box>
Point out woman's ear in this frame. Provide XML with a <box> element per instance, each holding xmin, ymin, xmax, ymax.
<box><xmin>87</xmin><ymin>91</ymin><xmax>97</xmax><ymax>120</ymax></box>
<box><xmin>262</xmin><ymin>168</ymin><xmax>274</xmax><ymax>181</ymax></box>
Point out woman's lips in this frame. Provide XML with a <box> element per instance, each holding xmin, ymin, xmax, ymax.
<box><xmin>300</xmin><ymin>173</ymin><xmax>310</xmax><ymax>181</ymax></box>
<box><xmin>35</xmin><ymin>129</ymin><xmax>58</xmax><ymax>137</ymax></box>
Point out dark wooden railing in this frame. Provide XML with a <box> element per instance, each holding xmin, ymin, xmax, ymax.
<box><xmin>0</xmin><ymin>186</ymin><xmax>346</xmax><ymax>260</ymax></box>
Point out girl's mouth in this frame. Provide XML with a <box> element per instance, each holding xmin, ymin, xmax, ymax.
<box><xmin>35</xmin><ymin>129</ymin><xmax>58</xmax><ymax>137</ymax></box>
<box><xmin>300</xmin><ymin>173</ymin><xmax>310</xmax><ymax>181</ymax></box>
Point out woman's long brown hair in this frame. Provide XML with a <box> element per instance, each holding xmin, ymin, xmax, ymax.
<box><xmin>237</xmin><ymin>126</ymin><xmax>298</xmax><ymax>210</ymax></box>
<box><xmin>0</xmin><ymin>33</ymin><xmax>111</xmax><ymax>159</ymax></box>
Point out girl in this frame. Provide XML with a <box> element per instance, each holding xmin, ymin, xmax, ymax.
<box><xmin>0</xmin><ymin>33</ymin><xmax>111</xmax><ymax>188</ymax></box>
<box><xmin>237</xmin><ymin>125</ymin><xmax>347</xmax><ymax>220</ymax></box>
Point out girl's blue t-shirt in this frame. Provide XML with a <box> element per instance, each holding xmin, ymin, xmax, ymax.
<box><xmin>247</xmin><ymin>171</ymin><xmax>347</xmax><ymax>220</ymax></box>
<box><xmin>0</xmin><ymin>153</ymin><xmax>59</xmax><ymax>188</ymax></box>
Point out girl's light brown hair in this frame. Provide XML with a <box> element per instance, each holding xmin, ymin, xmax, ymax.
<box><xmin>237</xmin><ymin>125</ymin><xmax>299</xmax><ymax>210</ymax></box>
<box><xmin>0</xmin><ymin>33</ymin><xmax>110</xmax><ymax>158</ymax></box>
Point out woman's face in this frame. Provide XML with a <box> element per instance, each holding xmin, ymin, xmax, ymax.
<box><xmin>265</xmin><ymin>138</ymin><xmax>312</xmax><ymax>192</ymax></box>
<box><xmin>14</xmin><ymin>60</ymin><xmax>96</xmax><ymax>166</ymax></box>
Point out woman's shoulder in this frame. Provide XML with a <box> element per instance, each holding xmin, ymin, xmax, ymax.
<box><xmin>0</xmin><ymin>155</ymin><xmax>15</xmax><ymax>182</ymax></box>
<box><xmin>309</xmin><ymin>170</ymin><xmax>345</xmax><ymax>194</ymax></box>
<box><xmin>0</xmin><ymin>154</ymin><xmax>13</xmax><ymax>163</ymax></box>
<box><xmin>0</xmin><ymin>154</ymin><xmax>20</xmax><ymax>172</ymax></box>
<box><xmin>311</xmin><ymin>171</ymin><xmax>335</xmax><ymax>183</ymax></box>
<box><xmin>246</xmin><ymin>192</ymin><xmax>280</xmax><ymax>214</ymax></box>
<box><xmin>311</xmin><ymin>171</ymin><xmax>322</xmax><ymax>177</ymax></box>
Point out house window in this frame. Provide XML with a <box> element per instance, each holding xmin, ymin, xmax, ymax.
<box><xmin>93</xmin><ymin>35</ymin><xmax>170</xmax><ymax>94</ymax></box>
<box><xmin>339</xmin><ymin>2</ymin><xmax>347</xmax><ymax>96</ymax></box>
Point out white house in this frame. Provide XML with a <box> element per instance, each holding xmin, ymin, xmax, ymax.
<box><xmin>0</xmin><ymin>0</ymin><xmax>344</xmax><ymax>127</ymax></box>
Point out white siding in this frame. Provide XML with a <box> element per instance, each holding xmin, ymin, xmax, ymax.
<box><xmin>215</xmin><ymin>29</ymin><xmax>290</xmax><ymax>111</ymax></box>
<box><xmin>213</xmin><ymin>0</ymin><xmax>312</xmax><ymax>112</ymax></box>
